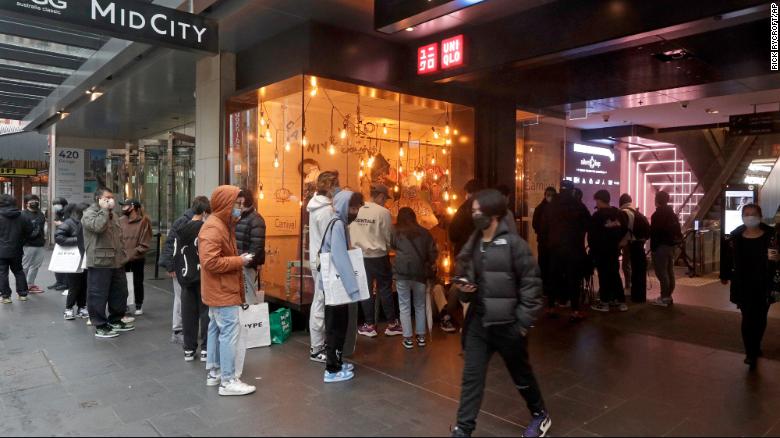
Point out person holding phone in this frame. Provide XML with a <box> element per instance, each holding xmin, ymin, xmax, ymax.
<box><xmin>720</xmin><ymin>204</ymin><xmax>777</xmax><ymax>369</ymax></box>
<box><xmin>235</xmin><ymin>188</ymin><xmax>266</xmax><ymax>304</ymax></box>
<box><xmin>451</xmin><ymin>189</ymin><xmax>550</xmax><ymax>438</ymax></box>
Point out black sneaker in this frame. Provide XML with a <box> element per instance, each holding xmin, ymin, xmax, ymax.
<box><xmin>403</xmin><ymin>338</ymin><xmax>414</xmax><ymax>349</ymax></box>
<box><xmin>95</xmin><ymin>325</ymin><xmax>119</xmax><ymax>338</ymax></box>
<box><xmin>440</xmin><ymin>316</ymin><xmax>457</xmax><ymax>333</ymax></box>
<box><xmin>310</xmin><ymin>349</ymin><xmax>327</xmax><ymax>363</ymax></box>
<box><xmin>451</xmin><ymin>426</ymin><xmax>471</xmax><ymax>437</ymax></box>
<box><xmin>416</xmin><ymin>335</ymin><xmax>426</xmax><ymax>347</ymax></box>
<box><xmin>110</xmin><ymin>321</ymin><xmax>135</xmax><ymax>332</ymax></box>
<box><xmin>184</xmin><ymin>350</ymin><xmax>195</xmax><ymax>362</ymax></box>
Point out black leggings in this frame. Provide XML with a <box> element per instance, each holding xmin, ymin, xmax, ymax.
<box><xmin>324</xmin><ymin>304</ymin><xmax>349</xmax><ymax>373</ymax></box>
<box><xmin>741</xmin><ymin>302</ymin><xmax>769</xmax><ymax>358</ymax></box>
<box><xmin>125</xmin><ymin>259</ymin><xmax>145</xmax><ymax>307</ymax></box>
<box><xmin>65</xmin><ymin>272</ymin><xmax>87</xmax><ymax>309</ymax></box>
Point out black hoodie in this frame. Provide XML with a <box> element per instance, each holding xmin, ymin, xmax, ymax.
<box><xmin>174</xmin><ymin>219</ymin><xmax>205</xmax><ymax>286</ymax></box>
<box><xmin>0</xmin><ymin>200</ymin><xmax>31</xmax><ymax>259</ymax></box>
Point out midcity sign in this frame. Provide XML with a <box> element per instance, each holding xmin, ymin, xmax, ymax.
<box><xmin>1</xmin><ymin>0</ymin><xmax>218</xmax><ymax>53</ymax></box>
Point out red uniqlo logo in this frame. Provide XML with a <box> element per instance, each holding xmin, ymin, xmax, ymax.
<box><xmin>441</xmin><ymin>35</ymin><xmax>464</xmax><ymax>69</ymax></box>
<box><xmin>418</xmin><ymin>43</ymin><xmax>438</xmax><ymax>74</ymax></box>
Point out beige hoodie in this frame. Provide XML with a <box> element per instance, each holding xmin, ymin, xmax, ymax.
<box><xmin>349</xmin><ymin>201</ymin><xmax>392</xmax><ymax>258</ymax></box>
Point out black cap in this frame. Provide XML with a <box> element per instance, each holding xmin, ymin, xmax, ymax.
<box><xmin>594</xmin><ymin>190</ymin><xmax>611</xmax><ymax>204</ymax></box>
<box><xmin>560</xmin><ymin>180</ymin><xmax>574</xmax><ymax>190</ymax></box>
<box><xmin>119</xmin><ymin>199</ymin><xmax>141</xmax><ymax>208</ymax></box>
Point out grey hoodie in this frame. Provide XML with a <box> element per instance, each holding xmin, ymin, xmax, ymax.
<box><xmin>307</xmin><ymin>194</ymin><xmax>335</xmax><ymax>270</ymax></box>
<box><xmin>317</xmin><ymin>190</ymin><xmax>360</xmax><ymax>300</ymax></box>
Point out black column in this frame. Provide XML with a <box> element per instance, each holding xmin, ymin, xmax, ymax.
<box><xmin>474</xmin><ymin>99</ymin><xmax>517</xmax><ymax>210</ymax></box>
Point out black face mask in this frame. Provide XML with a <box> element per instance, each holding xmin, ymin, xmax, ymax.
<box><xmin>347</xmin><ymin>213</ymin><xmax>358</xmax><ymax>224</ymax></box>
<box><xmin>122</xmin><ymin>209</ymin><xmax>132</xmax><ymax>216</ymax></box>
<box><xmin>472</xmin><ymin>214</ymin><xmax>491</xmax><ymax>231</ymax></box>
<box><xmin>28</xmin><ymin>202</ymin><xmax>39</xmax><ymax>210</ymax></box>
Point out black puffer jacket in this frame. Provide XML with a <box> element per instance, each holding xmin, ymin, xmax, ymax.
<box><xmin>720</xmin><ymin>223</ymin><xmax>774</xmax><ymax>306</ymax></box>
<box><xmin>456</xmin><ymin>221</ymin><xmax>543</xmax><ymax>329</ymax></box>
<box><xmin>545</xmin><ymin>190</ymin><xmax>591</xmax><ymax>256</ymax></box>
<box><xmin>392</xmin><ymin>225</ymin><xmax>438</xmax><ymax>282</ymax></box>
<box><xmin>55</xmin><ymin>217</ymin><xmax>85</xmax><ymax>255</ymax></box>
<box><xmin>0</xmin><ymin>200</ymin><xmax>31</xmax><ymax>259</ymax></box>
<box><xmin>159</xmin><ymin>209</ymin><xmax>195</xmax><ymax>272</ymax></box>
<box><xmin>21</xmin><ymin>209</ymin><xmax>46</xmax><ymax>247</ymax></box>
<box><xmin>235</xmin><ymin>207</ymin><xmax>266</xmax><ymax>268</ymax></box>
<box><xmin>650</xmin><ymin>205</ymin><xmax>682</xmax><ymax>251</ymax></box>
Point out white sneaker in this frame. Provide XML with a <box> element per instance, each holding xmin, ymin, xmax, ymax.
<box><xmin>200</xmin><ymin>350</ymin><xmax>207</xmax><ymax>362</ymax></box>
<box><xmin>63</xmin><ymin>309</ymin><xmax>75</xmax><ymax>320</ymax></box>
<box><xmin>121</xmin><ymin>316</ymin><xmax>135</xmax><ymax>324</ymax></box>
<box><xmin>218</xmin><ymin>379</ymin><xmax>256</xmax><ymax>396</ymax></box>
<box><xmin>61</xmin><ymin>290</ymin><xmax>69</xmax><ymax>296</ymax></box>
<box><xmin>134</xmin><ymin>309</ymin><xmax>143</xmax><ymax>316</ymax></box>
<box><xmin>86</xmin><ymin>318</ymin><xmax>92</xmax><ymax>326</ymax></box>
<box><xmin>650</xmin><ymin>297</ymin><xmax>673</xmax><ymax>307</ymax></box>
<box><xmin>206</xmin><ymin>372</ymin><xmax>221</xmax><ymax>387</ymax></box>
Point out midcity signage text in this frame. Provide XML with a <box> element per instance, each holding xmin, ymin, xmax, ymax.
<box><xmin>1</xmin><ymin>0</ymin><xmax>218</xmax><ymax>53</ymax></box>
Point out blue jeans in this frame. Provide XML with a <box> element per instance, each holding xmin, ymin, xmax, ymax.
<box><xmin>206</xmin><ymin>306</ymin><xmax>240</xmax><ymax>381</ymax></box>
<box><xmin>396</xmin><ymin>280</ymin><xmax>427</xmax><ymax>338</ymax></box>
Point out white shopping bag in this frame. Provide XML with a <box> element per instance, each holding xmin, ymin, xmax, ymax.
<box><xmin>240</xmin><ymin>303</ymin><xmax>271</xmax><ymax>349</ymax></box>
<box><xmin>48</xmin><ymin>245</ymin><xmax>83</xmax><ymax>273</ymax></box>
<box><xmin>126</xmin><ymin>272</ymin><xmax>135</xmax><ymax>307</ymax></box>
<box><xmin>320</xmin><ymin>248</ymin><xmax>370</xmax><ymax>306</ymax></box>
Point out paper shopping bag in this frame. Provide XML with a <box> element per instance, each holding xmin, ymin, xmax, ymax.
<box><xmin>126</xmin><ymin>273</ymin><xmax>135</xmax><ymax>307</ymax></box>
<box><xmin>240</xmin><ymin>303</ymin><xmax>271</xmax><ymax>349</ymax></box>
<box><xmin>320</xmin><ymin>248</ymin><xmax>370</xmax><ymax>306</ymax></box>
<box><xmin>48</xmin><ymin>245</ymin><xmax>83</xmax><ymax>274</ymax></box>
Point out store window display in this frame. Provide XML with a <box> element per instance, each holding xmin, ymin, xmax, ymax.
<box><xmin>226</xmin><ymin>76</ymin><xmax>474</xmax><ymax>307</ymax></box>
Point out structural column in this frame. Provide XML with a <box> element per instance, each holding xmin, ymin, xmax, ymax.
<box><xmin>474</xmin><ymin>99</ymin><xmax>517</xmax><ymax>208</ymax></box>
<box><xmin>195</xmin><ymin>52</ymin><xmax>235</xmax><ymax>196</ymax></box>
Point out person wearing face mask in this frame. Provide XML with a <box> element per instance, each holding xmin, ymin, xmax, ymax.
<box><xmin>56</xmin><ymin>203</ymin><xmax>89</xmax><ymax>320</ymax></box>
<box><xmin>199</xmin><ymin>186</ymin><xmax>256</xmax><ymax>396</ymax></box>
<box><xmin>451</xmin><ymin>189</ymin><xmax>549</xmax><ymax>438</ymax></box>
<box><xmin>720</xmin><ymin>204</ymin><xmax>777</xmax><ymax>369</ymax></box>
<box><xmin>649</xmin><ymin>191</ymin><xmax>682</xmax><ymax>307</ymax></box>
<box><xmin>532</xmin><ymin>187</ymin><xmax>556</xmax><ymax>311</ymax></box>
<box><xmin>20</xmin><ymin>194</ymin><xmax>46</xmax><ymax>293</ymax></box>
<box><xmin>234</xmin><ymin>188</ymin><xmax>266</xmax><ymax>305</ymax></box>
<box><xmin>307</xmin><ymin>171</ymin><xmax>339</xmax><ymax>363</ymax></box>
<box><xmin>48</xmin><ymin>197</ymin><xmax>70</xmax><ymax>292</ymax></box>
<box><xmin>82</xmin><ymin>188</ymin><xmax>133</xmax><ymax>338</ymax></box>
<box><xmin>318</xmin><ymin>190</ymin><xmax>364</xmax><ymax>383</ymax></box>
<box><xmin>119</xmin><ymin>199</ymin><xmax>152</xmax><ymax>316</ymax></box>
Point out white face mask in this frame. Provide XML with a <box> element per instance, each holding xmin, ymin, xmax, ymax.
<box><xmin>743</xmin><ymin>216</ymin><xmax>761</xmax><ymax>228</ymax></box>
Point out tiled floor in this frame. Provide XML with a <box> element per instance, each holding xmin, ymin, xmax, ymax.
<box><xmin>1</xmin><ymin>256</ymin><xmax>779</xmax><ymax>437</ymax></box>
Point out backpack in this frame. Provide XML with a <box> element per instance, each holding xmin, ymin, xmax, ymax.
<box><xmin>628</xmin><ymin>208</ymin><xmax>651</xmax><ymax>241</ymax></box>
<box><xmin>173</xmin><ymin>222</ymin><xmax>204</xmax><ymax>286</ymax></box>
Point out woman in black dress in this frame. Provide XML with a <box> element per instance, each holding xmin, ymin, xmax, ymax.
<box><xmin>720</xmin><ymin>204</ymin><xmax>778</xmax><ymax>369</ymax></box>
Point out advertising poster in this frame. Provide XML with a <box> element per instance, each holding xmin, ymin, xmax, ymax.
<box><xmin>564</xmin><ymin>142</ymin><xmax>621</xmax><ymax>211</ymax></box>
<box><xmin>55</xmin><ymin>148</ymin><xmax>107</xmax><ymax>204</ymax></box>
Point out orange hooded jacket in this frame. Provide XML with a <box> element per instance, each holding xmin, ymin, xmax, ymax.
<box><xmin>198</xmin><ymin>185</ymin><xmax>245</xmax><ymax>307</ymax></box>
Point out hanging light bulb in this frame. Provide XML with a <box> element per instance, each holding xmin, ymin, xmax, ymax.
<box><xmin>368</xmin><ymin>156</ymin><xmax>375</xmax><ymax>167</ymax></box>
<box><xmin>328</xmin><ymin>144</ymin><xmax>336</xmax><ymax>155</ymax></box>
<box><xmin>265</xmin><ymin>128</ymin><xmax>272</xmax><ymax>143</ymax></box>
<box><xmin>434</xmin><ymin>174</ymin><xmax>439</xmax><ymax>181</ymax></box>
<box><xmin>431</xmin><ymin>157</ymin><xmax>436</xmax><ymax>165</ymax></box>
<box><xmin>273</xmin><ymin>156</ymin><xmax>280</xmax><ymax>168</ymax></box>
<box><xmin>310</xmin><ymin>87</ymin><xmax>318</xmax><ymax>97</ymax></box>
<box><xmin>285</xmin><ymin>141</ymin><xmax>291</xmax><ymax>152</ymax></box>
<box><xmin>445</xmin><ymin>169</ymin><xmax>450</xmax><ymax>175</ymax></box>
<box><xmin>444</xmin><ymin>191</ymin><xmax>450</xmax><ymax>201</ymax></box>
<box><xmin>453</xmin><ymin>129</ymin><xmax>459</xmax><ymax>135</ymax></box>
<box><xmin>452</xmin><ymin>193</ymin><xmax>458</xmax><ymax>200</ymax></box>
<box><xmin>383</xmin><ymin>124</ymin><xmax>388</xmax><ymax>135</ymax></box>
<box><xmin>340</xmin><ymin>126</ymin><xmax>347</xmax><ymax>139</ymax></box>
<box><xmin>445</xmin><ymin>123</ymin><xmax>450</xmax><ymax>135</ymax></box>
<box><xmin>399</xmin><ymin>146</ymin><xmax>405</xmax><ymax>157</ymax></box>
<box><xmin>394</xmin><ymin>185</ymin><xmax>399</xmax><ymax>193</ymax></box>
<box><xmin>359</xmin><ymin>169</ymin><xmax>364</xmax><ymax>178</ymax></box>
<box><xmin>360</xmin><ymin>159</ymin><xmax>365</xmax><ymax>167</ymax></box>
<box><xmin>399</xmin><ymin>165</ymin><xmax>403</xmax><ymax>173</ymax></box>
<box><xmin>260</xmin><ymin>116</ymin><xmax>266</xmax><ymax>127</ymax></box>
<box><xmin>259</xmin><ymin>189</ymin><xmax>265</xmax><ymax>200</ymax></box>
<box><xmin>442</xmin><ymin>148</ymin><xmax>447</xmax><ymax>155</ymax></box>
<box><xmin>302</xmin><ymin>136</ymin><xmax>308</xmax><ymax>147</ymax></box>
<box><xmin>310</xmin><ymin>76</ymin><xmax>317</xmax><ymax>87</ymax></box>
<box><xmin>447</xmin><ymin>207</ymin><xmax>456</xmax><ymax>216</ymax></box>
<box><xmin>432</xmin><ymin>127</ymin><xmax>439</xmax><ymax>139</ymax></box>
<box><xmin>445</xmin><ymin>138</ymin><xmax>452</xmax><ymax>146</ymax></box>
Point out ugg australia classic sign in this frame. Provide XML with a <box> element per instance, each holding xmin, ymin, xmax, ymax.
<box><xmin>3</xmin><ymin>0</ymin><xmax>218</xmax><ymax>53</ymax></box>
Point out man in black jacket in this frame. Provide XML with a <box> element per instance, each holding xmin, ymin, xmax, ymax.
<box><xmin>236</xmin><ymin>188</ymin><xmax>266</xmax><ymax>304</ymax></box>
<box><xmin>159</xmin><ymin>198</ymin><xmax>199</xmax><ymax>343</ymax></box>
<box><xmin>650</xmin><ymin>191</ymin><xmax>682</xmax><ymax>307</ymax></box>
<box><xmin>589</xmin><ymin>190</ymin><xmax>628</xmax><ymax>313</ymax></box>
<box><xmin>0</xmin><ymin>194</ymin><xmax>30</xmax><ymax>303</ymax></box>
<box><xmin>21</xmin><ymin>194</ymin><xmax>46</xmax><ymax>293</ymax></box>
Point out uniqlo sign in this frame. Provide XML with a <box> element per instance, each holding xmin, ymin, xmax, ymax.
<box><xmin>418</xmin><ymin>43</ymin><xmax>438</xmax><ymax>74</ymax></box>
<box><xmin>441</xmin><ymin>35</ymin><xmax>464</xmax><ymax>69</ymax></box>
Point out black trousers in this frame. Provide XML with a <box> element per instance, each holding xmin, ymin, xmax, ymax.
<box><xmin>360</xmin><ymin>256</ymin><xmax>396</xmax><ymax>324</ymax></box>
<box><xmin>65</xmin><ymin>272</ymin><xmax>87</xmax><ymax>309</ymax></box>
<box><xmin>181</xmin><ymin>281</ymin><xmax>209</xmax><ymax>352</ymax></box>
<box><xmin>324</xmin><ymin>303</ymin><xmax>349</xmax><ymax>373</ymax></box>
<box><xmin>54</xmin><ymin>272</ymin><xmax>67</xmax><ymax>286</ymax></box>
<box><xmin>0</xmin><ymin>257</ymin><xmax>27</xmax><ymax>298</ymax></box>
<box><xmin>87</xmin><ymin>267</ymin><xmax>127</xmax><ymax>327</ymax></box>
<box><xmin>740</xmin><ymin>302</ymin><xmax>770</xmax><ymax>358</ymax></box>
<box><xmin>551</xmin><ymin>250</ymin><xmax>585</xmax><ymax>310</ymax></box>
<box><xmin>456</xmin><ymin>317</ymin><xmax>546</xmax><ymax>434</ymax></box>
<box><xmin>125</xmin><ymin>258</ymin><xmax>145</xmax><ymax>307</ymax></box>
<box><xmin>538</xmin><ymin>246</ymin><xmax>553</xmax><ymax>306</ymax></box>
<box><xmin>595</xmin><ymin>251</ymin><xmax>624</xmax><ymax>304</ymax></box>
<box><xmin>628</xmin><ymin>241</ymin><xmax>647</xmax><ymax>303</ymax></box>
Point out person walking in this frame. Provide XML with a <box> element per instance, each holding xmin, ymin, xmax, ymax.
<box><xmin>650</xmin><ymin>191</ymin><xmax>682</xmax><ymax>307</ymax></box>
<box><xmin>449</xmin><ymin>179</ymin><xmax>484</xmax><ymax>258</ymax></box>
<box><xmin>174</xmin><ymin>197</ymin><xmax>211</xmax><ymax>362</ymax></box>
<box><xmin>0</xmin><ymin>194</ymin><xmax>30</xmax><ymax>304</ymax></box>
<box><xmin>589</xmin><ymin>190</ymin><xmax>628</xmax><ymax>313</ymax></box>
<box><xmin>49</xmin><ymin>197</ymin><xmax>70</xmax><ymax>292</ymax></box>
<box><xmin>307</xmin><ymin>171</ymin><xmax>339</xmax><ymax>363</ymax></box>
<box><xmin>119</xmin><ymin>199</ymin><xmax>152</xmax><ymax>316</ymax></box>
<box><xmin>160</xmin><ymin>198</ymin><xmax>203</xmax><ymax>343</ymax></box>
<box><xmin>451</xmin><ymin>189</ymin><xmax>550</xmax><ymax>438</ymax></box>
<box><xmin>199</xmin><ymin>185</ymin><xmax>256</xmax><ymax>396</ymax></box>
<box><xmin>82</xmin><ymin>188</ymin><xmax>133</xmax><ymax>338</ymax></box>
<box><xmin>545</xmin><ymin>181</ymin><xmax>590</xmax><ymax>320</ymax></box>
<box><xmin>56</xmin><ymin>203</ymin><xmax>89</xmax><ymax>320</ymax></box>
<box><xmin>235</xmin><ymin>188</ymin><xmax>266</xmax><ymax>304</ymax></box>
<box><xmin>720</xmin><ymin>204</ymin><xmax>776</xmax><ymax>369</ymax></box>
<box><xmin>352</xmin><ymin>183</ymin><xmax>402</xmax><ymax>338</ymax></box>
<box><xmin>619</xmin><ymin>194</ymin><xmax>649</xmax><ymax>303</ymax></box>
<box><xmin>318</xmin><ymin>190</ymin><xmax>364</xmax><ymax>383</ymax></box>
<box><xmin>392</xmin><ymin>207</ymin><xmax>437</xmax><ymax>349</ymax></box>
<box><xmin>21</xmin><ymin>194</ymin><xmax>46</xmax><ymax>294</ymax></box>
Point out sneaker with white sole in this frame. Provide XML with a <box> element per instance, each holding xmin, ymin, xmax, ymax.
<box><xmin>86</xmin><ymin>318</ymin><xmax>92</xmax><ymax>326</ymax></box>
<box><xmin>110</xmin><ymin>321</ymin><xmax>135</xmax><ymax>332</ymax></box>
<box><xmin>121</xmin><ymin>315</ymin><xmax>135</xmax><ymax>324</ymax></box>
<box><xmin>324</xmin><ymin>369</ymin><xmax>354</xmax><ymax>383</ymax></box>
<box><xmin>650</xmin><ymin>297</ymin><xmax>673</xmax><ymax>307</ymax></box>
<box><xmin>184</xmin><ymin>350</ymin><xmax>195</xmax><ymax>361</ymax></box>
<box><xmin>358</xmin><ymin>323</ymin><xmax>378</xmax><ymax>338</ymax></box>
<box><xmin>206</xmin><ymin>372</ymin><xmax>221</xmax><ymax>387</ymax></box>
<box><xmin>200</xmin><ymin>350</ymin><xmax>207</xmax><ymax>362</ymax></box>
<box><xmin>310</xmin><ymin>349</ymin><xmax>327</xmax><ymax>363</ymax></box>
<box><xmin>522</xmin><ymin>410</ymin><xmax>552</xmax><ymax>437</ymax></box>
<box><xmin>18</xmin><ymin>295</ymin><xmax>27</xmax><ymax>302</ymax></box>
<box><xmin>64</xmin><ymin>309</ymin><xmax>76</xmax><ymax>320</ymax></box>
<box><xmin>134</xmin><ymin>308</ymin><xmax>143</xmax><ymax>316</ymax></box>
<box><xmin>1</xmin><ymin>297</ymin><xmax>11</xmax><ymax>304</ymax></box>
<box><xmin>590</xmin><ymin>302</ymin><xmax>610</xmax><ymax>313</ymax></box>
<box><xmin>403</xmin><ymin>338</ymin><xmax>414</xmax><ymax>349</ymax></box>
<box><xmin>61</xmin><ymin>290</ymin><xmax>69</xmax><ymax>296</ymax></box>
<box><xmin>78</xmin><ymin>307</ymin><xmax>89</xmax><ymax>319</ymax></box>
<box><xmin>341</xmin><ymin>362</ymin><xmax>354</xmax><ymax>372</ymax></box>
<box><xmin>417</xmin><ymin>335</ymin><xmax>427</xmax><ymax>347</ymax></box>
<box><xmin>219</xmin><ymin>379</ymin><xmax>256</xmax><ymax>396</ymax></box>
<box><xmin>384</xmin><ymin>321</ymin><xmax>403</xmax><ymax>337</ymax></box>
<box><xmin>440</xmin><ymin>316</ymin><xmax>457</xmax><ymax>333</ymax></box>
<box><xmin>95</xmin><ymin>325</ymin><xmax>119</xmax><ymax>338</ymax></box>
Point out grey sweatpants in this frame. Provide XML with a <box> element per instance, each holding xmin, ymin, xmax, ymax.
<box><xmin>22</xmin><ymin>246</ymin><xmax>45</xmax><ymax>286</ymax></box>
